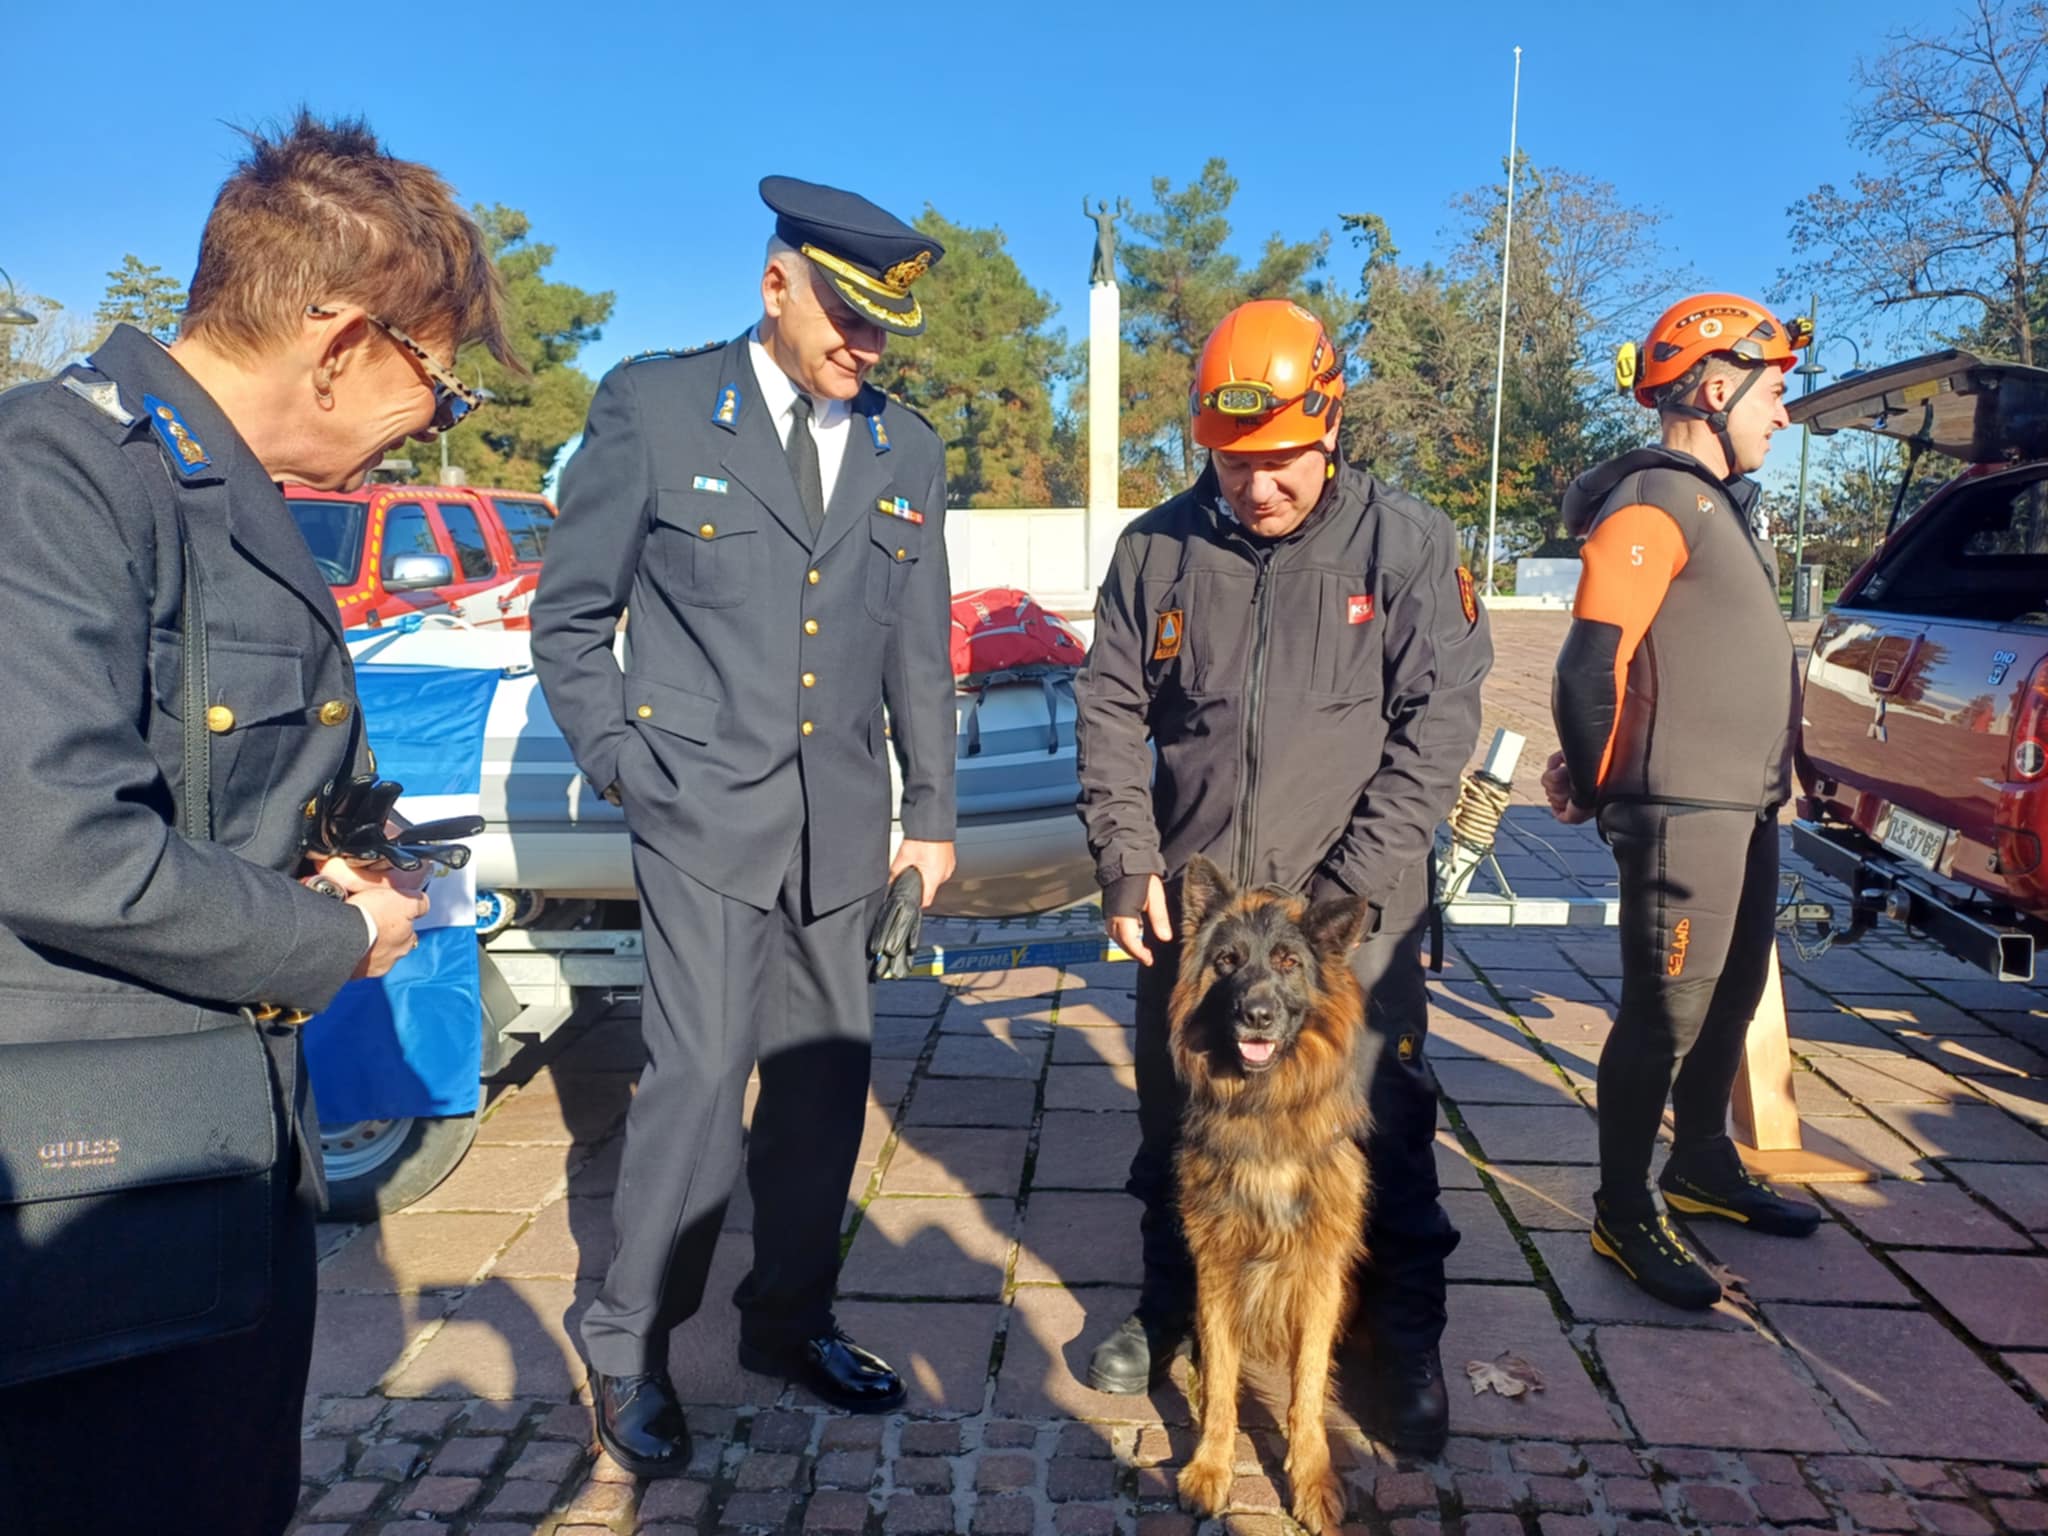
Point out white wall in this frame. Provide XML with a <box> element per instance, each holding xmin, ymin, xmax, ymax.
<box><xmin>945</xmin><ymin>506</ymin><xmax>1141</xmax><ymax>613</ymax></box>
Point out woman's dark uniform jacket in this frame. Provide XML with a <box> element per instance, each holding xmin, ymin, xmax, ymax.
<box><xmin>0</xmin><ymin>323</ymin><xmax>371</xmax><ymax>1533</ymax></box>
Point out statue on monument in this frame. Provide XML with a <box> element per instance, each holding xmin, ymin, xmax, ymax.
<box><xmin>1083</xmin><ymin>198</ymin><xmax>1119</xmax><ymax>287</ymax></box>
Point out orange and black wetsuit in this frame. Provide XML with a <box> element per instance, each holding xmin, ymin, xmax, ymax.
<box><xmin>1551</xmin><ymin>446</ymin><xmax>1799</xmax><ymax>1217</ymax></box>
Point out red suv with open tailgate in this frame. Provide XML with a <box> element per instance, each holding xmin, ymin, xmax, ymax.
<box><xmin>1791</xmin><ymin>349</ymin><xmax>2048</xmax><ymax>979</ymax></box>
<box><xmin>284</xmin><ymin>483</ymin><xmax>558</xmax><ymax>630</ymax></box>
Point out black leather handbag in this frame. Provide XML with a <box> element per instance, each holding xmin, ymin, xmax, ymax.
<box><xmin>0</xmin><ymin>522</ymin><xmax>283</xmax><ymax>1388</ymax></box>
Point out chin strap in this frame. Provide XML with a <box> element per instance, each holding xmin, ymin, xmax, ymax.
<box><xmin>1663</xmin><ymin>363</ymin><xmax>1763</xmax><ymax>481</ymax></box>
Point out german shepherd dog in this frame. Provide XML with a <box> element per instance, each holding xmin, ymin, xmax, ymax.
<box><xmin>1170</xmin><ymin>855</ymin><xmax>1372</xmax><ymax>1534</ymax></box>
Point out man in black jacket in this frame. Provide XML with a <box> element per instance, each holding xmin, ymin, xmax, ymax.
<box><xmin>1074</xmin><ymin>300</ymin><xmax>1492</xmax><ymax>1456</ymax></box>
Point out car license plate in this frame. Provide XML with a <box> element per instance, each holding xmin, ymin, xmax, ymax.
<box><xmin>1882</xmin><ymin>807</ymin><xmax>1949</xmax><ymax>871</ymax></box>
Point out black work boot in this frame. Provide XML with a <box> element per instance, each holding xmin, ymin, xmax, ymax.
<box><xmin>1085</xmin><ymin>1309</ymin><xmax>1190</xmax><ymax>1395</ymax></box>
<box><xmin>1379</xmin><ymin>1344</ymin><xmax>1450</xmax><ymax>1459</ymax></box>
<box><xmin>1659</xmin><ymin>1138</ymin><xmax>1823</xmax><ymax>1238</ymax></box>
<box><xmin>1590</xmin><ymin>1196</ymin><xmax>1723</xmax><ymax>1311</ymax></box>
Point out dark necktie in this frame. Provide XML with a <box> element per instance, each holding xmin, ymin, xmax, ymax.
<box><xmin>786</xmin><ymin>392</ymin><xmax>825</xmax><ymax>536</ymax></box>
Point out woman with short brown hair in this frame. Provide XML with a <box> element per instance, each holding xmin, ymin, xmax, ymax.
<box><xmin>0</xmin><ymin>111</ymin><xmax>518</xmax><ymax>1534</ymax></box>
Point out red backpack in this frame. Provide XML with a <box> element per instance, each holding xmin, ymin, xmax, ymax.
<box><xmin>948</xmin><ymin>587</ymin><xmax>1088</xmax><ymax>682</ymax></box>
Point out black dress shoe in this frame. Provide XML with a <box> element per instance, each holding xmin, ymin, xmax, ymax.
<box><xmin>1085</xmin><ymin>1310</ymin><xmax>1190</xmax><ymax>1395</ymax></box>
<box><xmin>1378</xmin><ymin>1345</ymin><xmax>1450</xmax><ymax>1459</ymax></box>
<box><xmin>738</xmin><ymin>1328</ymin><xmax>907</xmax><ymax>1412</ymax></box>
<box><xmin>593</xmin><ymin>1370</ymin><xmax>692</xmax><ymax>1478</ymax></box>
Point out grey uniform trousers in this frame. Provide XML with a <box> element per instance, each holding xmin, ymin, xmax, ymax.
<box><xmin>580</xmin><ymin>833</ymin><xmax>881</xmax><ymax>1377</ymax></box>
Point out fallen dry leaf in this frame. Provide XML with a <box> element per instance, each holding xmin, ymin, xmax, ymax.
<box><xmin>1704</xmin><ymin>1261</ymin><xmax>1756</xmax><ymax>1316</ymax></box>
<box><xmin>1465</xmin><ymin>1351</ymin><xmax>1545</xmax><ymax>1398</ymax></box>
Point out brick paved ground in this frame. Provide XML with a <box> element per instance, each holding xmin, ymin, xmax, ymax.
<box><xmin>289</xmin><ymin>613</ymin><xmax>2048</xmax><ymax>1536</ymax></box>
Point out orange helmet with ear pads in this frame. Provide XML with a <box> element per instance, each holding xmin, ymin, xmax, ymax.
<box><xmin>1618</xmin><ymin>292</ymin><xmax>1811</xmax><ymax>408</ymax></box>
<box><xmin>1192</xmin><ymin>300</ymin><xmax>1347</xmax><ymax>452</ymax></box>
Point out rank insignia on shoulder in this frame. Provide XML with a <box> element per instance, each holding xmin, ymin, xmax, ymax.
<box><xmin>1456</xmin><ymin>566</ymin><xmax>1478</xmax><ymax>626</ymax></box>
<box><xmin>713</xmin><ymin>383</ymin><xmax>741</xmax><ymax>428</ymax></box>
<box><xmin>875</xmin><ymin>496</ymin><xmax>924</xmax><ymax>525</ymax></box>
<box><xmin>624</xmin><ymin>340</ymin><xmax>721</xmax><ymax>366</ymax></box>
<box><xmin>1153</xmin><ymin>608</ymin><xmax>1184</xmax><ymax>662</ymax></box>
<box><xmin>141</xmin><ymin>393</ymin><xmax>210</xmax><ymax>476</ymax></box>
<box><xmin>692</xmin><ymin>475</ymin><xmax>730</xmax><ymax>494</ymax></box>
<box><xmin>62</xmin><ymin>374</ymin><xmax>137</xmax><ymax>427</ymax></box>
<box><xmin>868</xmin><ymin>414</ymin><xmax>891</xmax><ymax>452</ymax></box>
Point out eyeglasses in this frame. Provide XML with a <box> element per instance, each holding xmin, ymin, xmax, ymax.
<box><xmin>368</xmin><ymin>315</ymin><xmax>485</xmax><ymax>433</ymax></box>
<box><xmin>305</xmin><ymin>304</ymin><xmax>485</xmax><ymax>434</ymax></box>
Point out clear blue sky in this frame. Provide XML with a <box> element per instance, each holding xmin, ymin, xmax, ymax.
<box><xmin>5</xmin><ymin>0</ymin><xmax>1937</xmax><ymax>377</ymax></box>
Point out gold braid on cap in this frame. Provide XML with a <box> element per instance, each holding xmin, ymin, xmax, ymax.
<box><xmin>800</xmin><ymin>244</ymin><xmax>923</xmax><ymax>329</ymax></box>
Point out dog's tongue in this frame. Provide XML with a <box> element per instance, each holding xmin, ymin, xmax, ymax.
<box><xmin>1238</xmin><ymin>1039</ymin><xmax>1276</xmax><ymax>1066</ymax></box>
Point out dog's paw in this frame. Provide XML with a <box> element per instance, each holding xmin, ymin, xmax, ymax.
<box><xmin>1287</xmin><ymin>1468</ymin><xmax>1344</xmax><ymax>1535</ymax></box>
<box><xmin>1177</xmin><ymin>1455</ymin><xmax>1232</xmax><ymax>1517</ymax></box>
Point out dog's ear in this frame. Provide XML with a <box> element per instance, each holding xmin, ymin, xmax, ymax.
<box><xmin>1302</xmin><ymin>892</ymin><xmax>1372</xmax><ymax>960</ymax></box>
<box><xmin>1180</xmin><ymin>855</ymin><xmax>1233</xmax><ymax>938</ymax></box>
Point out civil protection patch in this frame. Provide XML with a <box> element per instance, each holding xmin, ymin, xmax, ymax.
<box><xmin>1153</xmin><ymin>608</ymin><xmax>1184</xmax><ymax>661</ymax></box>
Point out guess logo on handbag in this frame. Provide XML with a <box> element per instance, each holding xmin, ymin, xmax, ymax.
<box><xmin>36</xmin><ymin>1137</ymin><xmax>122</xmax><ymax>1171</ymax></box>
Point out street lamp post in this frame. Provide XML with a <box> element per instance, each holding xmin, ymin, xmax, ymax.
<box><xmin>0</xmin><ymin>266</ymin><xmax>39</xmax><ymax>327</ymax></box>
<box><xmin>1789</xmin><ymin>296</ymin><xmax>1862</xmax><ymax>579</ymax></box>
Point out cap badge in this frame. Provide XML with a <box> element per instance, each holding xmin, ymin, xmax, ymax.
<box><xmin>881</xmin><ymin>249</ymin><xmax>934</xmax><ymax>294</ymax></box>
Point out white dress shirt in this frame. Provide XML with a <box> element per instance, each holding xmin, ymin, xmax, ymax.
<box><xmin>749</xmin><ymin>329</ymin><xmax>853</xmax><ymax>510</ymax></box>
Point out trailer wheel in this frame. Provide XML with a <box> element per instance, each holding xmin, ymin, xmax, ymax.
<box><xmin>318</xmin><ymin>1112</ymin><xmax>479</xmax><ymax>1221</ymax></box>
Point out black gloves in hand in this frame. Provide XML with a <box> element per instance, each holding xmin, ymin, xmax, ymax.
<box><xmin>867</xmin><ymin>868</ymin><xmax>924</xmax><ymax>981</ymax></box>
<box><xmin>307</xmin><ymin>774</ymin><xmax>485</xmax><ymax>873</ymax></box>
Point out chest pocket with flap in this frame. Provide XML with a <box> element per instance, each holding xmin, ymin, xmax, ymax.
<box><xmin>864</xmin><ymin>514</ymin><xmax>922</xmax><ymax>624</ymax></box>
<box><xmin>149</xmin><ymin>632</ymin><xmax>310</xmax><ymax>850</ymax></box>
<box><xmin>653</xmin><ymin>490</ymin><xmax>758</xmax><ymax>608</ymax></box>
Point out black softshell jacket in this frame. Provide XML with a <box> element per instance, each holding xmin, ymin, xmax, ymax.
<box><xmin>1075</xmin><ymin>461</ymin><xmax>1492</xmax><ymax>915</ymax></box>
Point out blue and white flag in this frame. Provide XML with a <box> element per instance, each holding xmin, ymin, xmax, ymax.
<box><xmin>301</xmin><ymin>662</ymin><xmax>500</xmax><ymax>1121</ymax></box>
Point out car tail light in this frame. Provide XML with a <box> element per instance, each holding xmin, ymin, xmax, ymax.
<box><xmin>2012</xmin><ymin>658</ymin><xmax>2048</xmax><ymax>782</ymax></box>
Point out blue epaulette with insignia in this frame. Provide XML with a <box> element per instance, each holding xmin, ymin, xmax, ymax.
<box><xmin>143</xmin><ymin>393</ymin><xmax>210</xmax><ymax>476</ymax></box>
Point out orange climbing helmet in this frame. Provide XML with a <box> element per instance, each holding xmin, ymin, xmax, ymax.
<box><xmin>1191</xmin><ymin>300</ymin><xmax>1346</xmax><ymax>453</ymax></box>
<box><xmin>1617</xmin><ymin>292</ymin><xmax>1812</xmax><ymax>409</ymax></box>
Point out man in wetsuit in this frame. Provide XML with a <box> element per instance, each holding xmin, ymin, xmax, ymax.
<box><xmin>1544</xmin><ymin>292</ymin><xmax>1823</xmax><ymax>1310</ymax></box>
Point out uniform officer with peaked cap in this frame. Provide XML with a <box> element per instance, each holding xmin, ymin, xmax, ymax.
<box><xmin>533</xmin><ymin>176</ymin><xmax>957</xmax><ymax>1474</ymax></box>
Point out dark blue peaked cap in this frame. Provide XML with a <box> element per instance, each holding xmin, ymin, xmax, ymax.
<box><xmin>760</xmin><ymin>175</ymin><xmax>943</xmax><ymax>336</ymax></box>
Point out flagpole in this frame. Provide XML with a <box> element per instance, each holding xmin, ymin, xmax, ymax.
<box><xmin>1483</xmin><ymin>45</ymin><xmax>1523</xmax><ymax>597</ymax></box>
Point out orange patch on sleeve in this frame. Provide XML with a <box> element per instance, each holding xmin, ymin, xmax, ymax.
<box><xmin>1573</xmin><ymin>503</ymin><xmax>1689</xmax><ymax>784</ymax></box>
